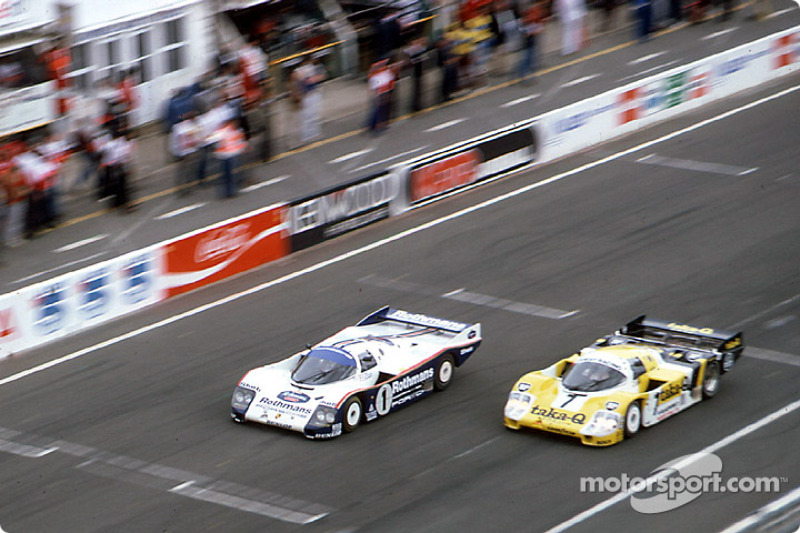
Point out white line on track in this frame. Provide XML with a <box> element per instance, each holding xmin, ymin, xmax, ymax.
<box><xmin>719</xmin><ymin>485</ymin><xmax>800</xmax><ymax>533</ymax></box>
<box><xmin>426</xmin><ymin>119</ymin><xmax>466</xmax><ymax>132</ymax></box>
<box><xmin>12</xmin><ymin>252</ymin><xmax>107</xmax><ymax>285</ymax></box>
<box><xmin>617</xmin><ymin>61</ymin><xmax>679</xmax><ymax>82</ymax></box>
<box><xmin>744</xmin><ymin>347</ymin><xmax>800</xmax><ymax>368</ymax></box>
<box><xmin>1</xmin><ymin>83</ymin><xmax>798</xmax><ymax>389</ymax></box>
<box><xmin>501</xmin><ymin>94</ymin><xmax>541</xmax><ymax>108</ymax></box>
<box><xmin>53</xmin><ymin>234</ymin><xmax>108</xmax><ymax>253</ymax></box>
<box><xmin>241</xmin><ymin>175</ymin><xmax>289</xmax><ymax>192</ymax></box>
<box><xmin>442</xmin><ymin>288</ymin><xmax>579</xmax><ymax>319</ymax></box>
<box><xmin>768</xmin><ymin>7</ymin><xmax>795</xmax><ymax>17</ymax></box>
<box><xmin>636</xmin><ymin>153</ymin><xmax>757</xmax><ymax>176</ymax></box>
<box><xmin>155</xmin><ymin>203</ymin><xmax>205</xmax><ymax>220</ymax></box>
<box><xmin>329</xmin><ymin>148</ymin><xmax>373</xmax><ymax>164</ymax></box>
<box><xmin>347</xmin><ymin>146</ymin><xmax>429</xmax><ymax>173</ymax></box>
<box><xmin>561</xmin><ymin>74</ymin><xmax>600</xmax><ymax>88</ymax></box>
<box><xmin>628</xmin><ymin>52</ymin><xmax>667</xmax><ymax>65</ymax></box>
<box><xmin>703</xmin><ymin>27</ymin><xmax>739</xmax><ymax>40</ymax></box>
<box><xmin>544</xmin><ymin>396</ymin><xmax>800</xmax><ymax>533</ymax></box>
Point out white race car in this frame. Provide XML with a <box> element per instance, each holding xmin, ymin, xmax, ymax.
<box><xmin>231</xmin><ymin>307</ymin><xmax>482</xmax><ymax>439</ymax></box>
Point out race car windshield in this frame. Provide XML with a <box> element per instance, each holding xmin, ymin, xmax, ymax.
<box><xmin>292</xmin><ymin>347</ymin><xmax>357</xmax><ymax>385</ymax></box>
<box><xmin>562</xmin><ymin>361</ymin><xmax>626</xmax><ymax>392</ymax></box>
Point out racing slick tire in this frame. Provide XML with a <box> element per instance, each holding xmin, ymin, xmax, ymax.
<box><xmin>624</xmin><ymin>401</ymin><xmax>642</xmax><ymax>438</ymax></box>
<box><xmin>342</xmin><ymin>397</ymin><xmax>363</xmax><ymax>433</ymax></box>
<box><xmin>434</xmin><ymin>354</ymin><xmax>456</xmax><ymax>392</ymax></box>
<box><xmin>702</xmin><ymin>360</ymin><xmax>721</xmax><ymax>399</ymax></box>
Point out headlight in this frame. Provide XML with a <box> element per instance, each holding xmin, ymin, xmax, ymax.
<box><xmin>311</xmin><ymin>405</ymin><xmax>338</xmax><ymax>426</ymax></box>
<box><xmin>231</xmin><ymin>386</ymin><xmax>256</xmax><ymax>411</ymax></box>
<box><xmin>504</xmin><ymin>391</ymin><xmax>534</xmax><ymax>421</ymax></box>
<box><xmin>579</xmin><ymin>410</ymin><xmax>622</xmax><ymax>437</ymax></box>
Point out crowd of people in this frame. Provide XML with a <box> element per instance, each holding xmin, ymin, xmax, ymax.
<box><xmin>0</xmin><ymin>0</ymin><xmax>770</xmax><ymax>260</ymax></box>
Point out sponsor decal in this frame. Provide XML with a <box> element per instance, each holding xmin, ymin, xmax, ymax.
<box><xmin>163</xmin><ymin>205</ymin><xmax>287</xmax><ymax>297</ymax></box>
<box><xmin>76</xmin><ymin>268</ymin><xmax>111</xmax><ymax>320</ymax></box>
<box><xmin>409</xmin><ymin>127</ymin><xmax>536</xmax><ymax>204</ymax></box>
<box><xmin>194</xmin><ymin>223</ymin><xmax>251</xmax><ymax>264</ymax></box>
<box><xmin>259</xmin><ymin>396</ymin><xmax>313</xmax><ymax>416</ymax></box>
<box><xmin>667</xmin><ymin>323</ymin><xmax>715</xmax><ymax>335</ymax></box>
<box><xmin>388</xmin><ymin>309</ymin><xmax>470</xmax><ymax>332</ymax></box>
<box><xmin>409</xmin><ymin>150</ymin><xmax>480</xmax><ymax>203</ymax></box>
<box><xmin>120</xmin><ymin>254</ymin><xmax>154</xmax><ymax>305</ymax></box>
<box><xmin>277</xmin><ymin>391</ymin><xmax>311</xmax><ymax>403</ymax></box>
<box><xmin>530</xmin><ymin>405</ymin><xmax>587</xmax><ymax>425</ymax></box>
<box><xmin>392</xmin><ymin>368</ymin><xmax>435</xmax><ymax>395</ymax></box>
<box><xmin>0</xmin><ymin>307</ymin><xmax>19</xmax><ymax>342</ymax></box>
<box><xmin>239</xmin><ymin>382</ymin><xmax>260</xmax><ymax>392</ymax></box>
<box><xmin>518</xmin><ymin>382</ymin><xmax>531</xmax><ymax>392</ymax></box>
<box><xmin>658</xmin><ymin>382</ymin><xmax>682</xmax><ymax>404</ymax></box>
<box><xmin>773</xmin><ymin>33</ymin><xmax>798</xmax><ymax>69</ymax></box>
<box><xmin>32</xmin><ymin>283</ymin><xmax>66</xmax><ymax>336</ymax></box>
<box><xmin>619</xmin><ymin>87</ymin><xmax>642</xmax><ymax>125</ymax></box>
<box><xmin>288</xmin><ymin>172</ymin><xmax>397</xmax><ymax>251</ymax></box>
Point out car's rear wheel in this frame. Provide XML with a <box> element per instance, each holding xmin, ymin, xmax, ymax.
<box><xmin>624</xmin><ymin>401</ymin><xmax>642</xmax><ymax>438</ymax></box>
<box><xmin>434</xmin><ymin>354</ymin><xmax>456</xmax><ymax>391</ymax></box>
<box><xmin>342</xmin><ymin>397</ymin><xmax>362</xmax><ymax>433</ymax></box>
<box><xmin>702</xmin><ymin>360</ymin><xmax>721</xmax><ymax>399</ymax></box>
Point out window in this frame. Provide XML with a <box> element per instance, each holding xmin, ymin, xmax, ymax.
<box><xmin>135</xmin><ymin>30</ymin><xmax>152</xmax><ymax>82</ymax></box>
<box><xmin>162</xmin><ymin>18</ymin><xmax>186</xmax><ymax>74</ymax></box>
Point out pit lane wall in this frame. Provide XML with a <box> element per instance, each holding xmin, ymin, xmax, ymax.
<box><xmin>0</xmin><ymin>28</ymin><xmax>797</xmax><ymax>357</ymax></box>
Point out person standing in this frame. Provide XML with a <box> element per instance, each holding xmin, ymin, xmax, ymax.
<box><xmin>555</xmin><ymin>0</ymin><xmax>587</xmax><ymax>55</ymax></box>
<box><xmin>101</xmin><ymin>129</ymin><xmax>136</xmax><ymax>213</ymax></box>
<box><xmin>295</xmin><ymin>56</ymin><xmax>326</xmax><ymax>145</ymax></box>
<box><xmin>518</xmin><ymin>0</ymin><xmax>546</xmax><ymax>82</ymax></box>
<box><xmin>367</xmin><ymin>58</ymin><xmax>396</xmax><ymax>133</ymax></box>
<box><xmin>169</xmin><ymin>111</ymin><xmax>202</xmax><ymax>194</ymax></box>
<box><xmin>212</xmin><ymin>118</ymin><xmax>248</xmax><ymax>199</ymax></box>
<box><xmin>403</xmin><ymin>37</ymin><xmax>428</xmax><ymax>113</ymax></box>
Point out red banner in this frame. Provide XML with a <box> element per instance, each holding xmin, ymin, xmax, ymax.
<box><xmin>162</xmin><ymin>205</ymin><xmax>288</xmax><ymax>298</ymax></box>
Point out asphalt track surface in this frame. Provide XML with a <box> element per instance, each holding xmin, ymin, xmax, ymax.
<box><xmin>1</xmin><ymin>57</ymin><xmax>799</xmax><ymax>532</ymax></box>
<box><xmin>2</xmin><ymin>6</ymin><xmax>799</xmax><ymax>293</ymax></box>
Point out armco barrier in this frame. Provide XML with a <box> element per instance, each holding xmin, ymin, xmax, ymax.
<box><xmin>0</xmin><ymin>27</ymin><xmax>797</xmax><ymax>358</ymax></box>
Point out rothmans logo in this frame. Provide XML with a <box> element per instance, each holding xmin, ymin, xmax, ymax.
<box><xmin>278</xmin><ymin>391</ymin><xmax>311</xmax><ymax>403</ymax></box>
<box><xmin>392</xmin><ymin>369</ymin><xmax>435</xmax><ymax>394</ymax></box>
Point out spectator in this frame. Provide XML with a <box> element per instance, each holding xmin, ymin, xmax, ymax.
<box><xmin>518</xmin><ymin>0</ymin><xmax>546</xmax><ymax>83</ymax></box>
<box><xmin>169</xmin><ymin>111</ymin><xmax>202</xmax><ymax>194</ymax></box>
<box><xmin>294</xmin><ymin>55</ymin><xmax>326</xmax><ymax>145</ymax></box>
<box><xmin>212</xmin><ymin>117</ymin><xmax>248</xmax><ymax>198</ymax></box>
<box><xmin>465</xmin><ymin>3</ymin><xmax>496</xmax><ymax>87</ymax></box>
<box><xmin>68</xmin><ymin>118</ymin><xmax>100</xmax><ymax>192</ymax></box>
<box><xmin>115</xmin><ymin>68</ymin><xmax>139</xmax><ymax>133</ymax></box>
<box><xmin>196</xmin><ymin>99</ymin><xmax>234</xmax><ymax>183</ymax></box>
<box><xmin>367</xmin><ymin>58</ymin><xmax>396</xmax><ymax>133</ymax></box>
<box><xmin>402</xmin><ymin>37</ymin><xmax>429</xmax><ymax>113</ymax></box>
<box><xmin>100</xmin><ymin>128</ymin><xmax>136</xmax><ymax>213</ymax></box>
<box><xmin>12</xmin><ymin>141</ymin><xmax>58</xmax><ymax>238</ymax></box>
<box><xmin>633</xmin><ymin>0</ymin><xmax>654</xmax><ymax>41</ymax></box>
<box><xmin>491</xmin><ymin>0</ymin><xmax>522</xmax><ymax>77</ymax></box>
<box><xmin>436</xmin><ymin>32</ymin><xmax>459</xmax><ymax>102</ymax></box>
<box><xmin>555</xmin><ymin>0</ymin><xmax>588</xmax><ymax>55</ymax></box>
<box><xmin>1</xmin><ymin>144</ymin><xmax>28</xmax><ymax>247</ymax></box>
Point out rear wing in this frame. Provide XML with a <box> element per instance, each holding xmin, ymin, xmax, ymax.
<box><xmin>357</xmin><ymin>306</ymin><xmax>481</xmax><ymax>343</ymax></box>
<box><xmin>619</xmin><ymin>315</ymin><xmax>743</xmax><ymax>354</ymax></box>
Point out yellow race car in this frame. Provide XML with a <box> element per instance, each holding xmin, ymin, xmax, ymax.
<box><xmin>503</xmin><ymin>316</ymin><xmax>743</xmax><ymax>446</ymax></box>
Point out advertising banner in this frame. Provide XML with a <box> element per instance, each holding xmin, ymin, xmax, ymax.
<box><xmin>406</xmin><ymin>124</ymin><xmax>537</xmax><ymax>206</ymax></box>
<box><xmin>286</xmin><ymin>171</ymin><xmax>399</xmax><ymax>252</ymax></box>
<box><xmin>162</xmin><ymin>203</ymin><xmax>288</xmax><ymax>298</ymax></box>
<box><xmin>539</xmin><ymin>27</ymin><xmax>800</xmax><ymax>163</ymax></box>
<box><xmin>0</xmin><ymin>246</ymin><xmax>163</xmax><ymax>357</ymax></box>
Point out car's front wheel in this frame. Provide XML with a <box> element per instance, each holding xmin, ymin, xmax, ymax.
<box><xmin>702</xmin><ymin>360</ymin><xmax>721</xmax><ymax>399</ymax></box>
<box><xmin>342</xmin><ymin>397</ymin><xmax>362</xmax><ymax>433</ymax></box>
<box><xmin>434</xmin><ymin>354</ymin><xmax>456</xmax><ymax>391</ymax></box>
<box><xmin>624</xmin><ymin>401</ymin><xmax>642</xmax><ymax>438</ymax></box>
